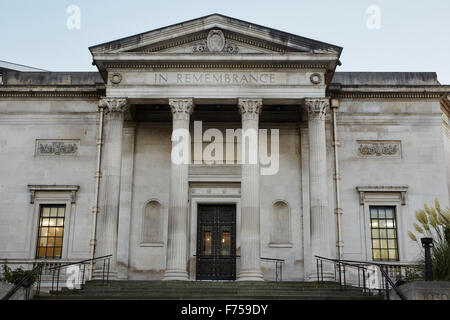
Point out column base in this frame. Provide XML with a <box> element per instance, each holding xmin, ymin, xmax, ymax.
<box><xmin>307</xmin><ymin>271</ymin><xmax>335</xmax><ymax>282</ymax></box>
<box><xmin>92</xmin><ymin>269</ymin><xmax>118</xmax><ymax>281</ymax></box>
<box><xmin>237</xmin><ymin>270</ymin><xmax>264</xmax><ymax>282</ymax></box>
<box><xmin>163</xmin><ymin>269</ymin><xmax>189</xmax><ymax>281</ymax></box>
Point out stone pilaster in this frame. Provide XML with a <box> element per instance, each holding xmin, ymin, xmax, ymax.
<box><xmin>163</xmin><ymin>98</ymin><xmax>194</xmax><ymax>281</ymax></box>
<box><xmin>237</xmin><ymin>98</ymin><xmax>264</xmax><ymax>281</ymax></box>
<box><xmin>95</xmin><ymin>98</ymin><xmax>128</xmax><ymax>278</ymax></box>
<box><xmin>305</xmin><ymin>98</ymin><xmax>332</xmax><ymax>278</ymax></box>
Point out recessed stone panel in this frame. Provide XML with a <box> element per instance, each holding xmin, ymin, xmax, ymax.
<box><xmin>357</xmin><ymin>140</ymin><xmax>402</xmax><ymax>158</ymax></box>
<box><xmin>35</xmin><ymin>139</ymin><xmax>80</xmax><ymax>156</ymax></box>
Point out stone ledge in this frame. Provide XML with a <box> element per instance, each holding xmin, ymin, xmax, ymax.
<box><xmin>391</xmin><ymin>281</ymin><xmax>450</xmax><ymax>300</ymax></box>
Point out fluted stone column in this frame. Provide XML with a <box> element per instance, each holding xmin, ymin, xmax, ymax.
<box><xmin>95</xmin><ymin>98</ymin><xmax>128</xmax><ymax>278</ymax></box>
<box><xmin>305</xmin><ymin>98</ymin><xmax>332</xmax><ymax>277</ymax></box>
<box><xmin>237</xmin><ymin>98</ymin><xmax>264</xmax><ymax>281</ymax></box>
<box><xmin>163</xmin><ymin>98</ymin><xmax>194</xmax><ymax>281</ymax></box>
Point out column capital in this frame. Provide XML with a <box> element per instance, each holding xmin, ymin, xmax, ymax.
<box><xmin>99</xmin><ymin>97</ymin><xmax>129</xmax><ymax>114</ymax></box>
<box><xmin>305</xmin><ymin>98</ymin><xmax>329</xmax><ymax>121</ymax></box>
<box><xmin>169</xmin><ymin>98</ymin><xmax>194</xmax><ymax>121</ymax></box>
<box><xmin>238</xmin><ymin>98</ymin><xmax>262</xmax><ymax>121</ymax></box>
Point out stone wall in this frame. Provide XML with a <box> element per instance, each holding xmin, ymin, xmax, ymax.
<box><xmin>337</xmin><ymin>99</ymin><xmax>450</xmax><ymax>263</ymax></box>
<box><xmin>391</xmin><ymin>281</ymin><xmax>450</xmax><ymax>300</ymax></box>
<box><xmin>0</xmin><ymin>281</ymin><xmax>34</xmax><ymax>300</ymax></box>
<box><xmin>0</xmin><ymin>98</ymin><xmax>98</xmax><ymax>260</ymax></box>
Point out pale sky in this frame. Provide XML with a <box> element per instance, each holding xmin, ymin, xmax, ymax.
<box><xmin>1</xmin><ymin>0</ymin><xmax>449</xmax><ymax>83</ymax></box>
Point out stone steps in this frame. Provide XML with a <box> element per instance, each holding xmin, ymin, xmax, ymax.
<box><xmin>35</xmin><ymin>280</ymin><xmax>384</xmax><ymax>300</ymax></box>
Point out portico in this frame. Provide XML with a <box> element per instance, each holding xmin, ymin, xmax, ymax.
<box><xmin>87</xmin><ymin>15</ymin><xmax>344</xmax><ymax>281</ymax></box>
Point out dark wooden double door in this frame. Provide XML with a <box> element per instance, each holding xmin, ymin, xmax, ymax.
<box><xmin>196</xmin><ymin>205</ymin><xmax>236</xmax><ymax>280</ymax></box>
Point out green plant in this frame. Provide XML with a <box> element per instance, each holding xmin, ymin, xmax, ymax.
<box><xmin>408</xmin><ymin>199</ymin><xmax>450</xmax><ymax>281</ymax></box>
<box><xmin>1</xmin><ymin>264</ymin><xmax>38</xmax><ymax>288</ymax></box>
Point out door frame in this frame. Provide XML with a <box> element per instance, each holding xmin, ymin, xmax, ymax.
<box><xmin>196</xmin><ymin>204</ymin><xmax>237</xmax><ymax>280</ymax></box>
<box><xmin>189</xmin><ymin>197</ymin><xmax>241</xmax><ymax>280</ymax></box>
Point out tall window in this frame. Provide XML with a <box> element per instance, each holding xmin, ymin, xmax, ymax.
<box><xmin>36</xmin><ymin>205</ymin><xmax>66</xmax><ymax>259</ymax></box>
<box><xmin>370</xmin><ymin>206</ymin><xmax>399</xmax><ymax>261</ymax></box>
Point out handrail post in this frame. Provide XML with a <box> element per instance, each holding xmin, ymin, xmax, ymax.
<box><xmin>51</xmin><ymin>266</ymin><xmax>55</xmax><ymax>292</ymax></box>
<box><xmin>82</xmin><ymin>264</ymin><xmax>86</xmax><ymax>289</ymax></box>
<box><xmin>316</xmin><ymin>259</ymin><xmax>320</xmax><ymax>284</ymax></box>
<box><xmin>102</xmin><ymin>259</ymin><xmax>106</xmax><ymax>285</ymax></box>
<box><xmin>107</xmin><ymin>257</ymin><xmax>110</xmax><ymax>284</ymax></box>
<box><xmin>280</xmin><ymin>262</ymin><xmax>283</xmax><ymax>282</ymax></box>
<box><xmin>384</xmin><ymin>267</ymin><xmax>390</xmax><ymax>300</ymax></box>
<box><xmin>362</xmin><ymin>267</ymin><xmax>366</xmax><ymax>295</ymax></box>
<box><xmin>56</xmin><ymin>267</ymin><xmax>60</xmax><ymax>292</ymax></box>
<box><xmin>343</xmin><ymin>264</ymin><xmax>346</xmax><ymax>290</ymax></box>
<box><xmin>320</xmin><ymin>260</ymin><xmax>323</xmax><ymax>283</ymax></box>
<box><xmin>338</xmin><ymin>262</ymin><xmax>342</xmax><ymax>289</ymax></box>
<box><xmin>37</xmin><ymin>264</ymin><xmax>42</xmax><ymax>295</ymax></box>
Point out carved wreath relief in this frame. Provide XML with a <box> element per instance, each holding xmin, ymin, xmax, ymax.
<box><xmin>36</xmin><ymin>140</ymin><xmax>80</xmax><ymax>156</ymax></box>
<box><xmin>357</xmin><ymin>141</ymin><xmax>401</xmax><ymax>157</ymax></box>
<box><xmin>192</xmin><ymin>29</ymin><xmax>239</xmax><ymax>54</ymax></box>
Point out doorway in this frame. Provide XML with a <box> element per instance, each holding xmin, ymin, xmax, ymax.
<box><xmin>196</xmin><ymin>204</ymin><xmax>236</xmax><ymax>280</ymax></box>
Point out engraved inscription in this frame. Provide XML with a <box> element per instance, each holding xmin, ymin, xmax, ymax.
<box><xmin>36</xmin><ymin>140</ymin><xmax>80</xmax><ymax>156</ymax></box>
<box><xmin>153</xmin><ymin>72</ymin><xmax>276</xmax><ymax>85</ymax></box>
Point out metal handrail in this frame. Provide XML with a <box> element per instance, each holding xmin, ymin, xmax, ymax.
<box><xmin>193</xmin><ymin>255</ymin><xmax>285</xmax><ymax>281</ymax></box>
<box><xmin>1</xmin><ymin>255</ymin><xmax>113</xmax><ymax>300</ymax></box>
<box><xmin>47</xmin><ymin>254</ymin><xmax>112</xmax><ymax>271</ymax></box>
<box><xmin>1</xmin><ymin>264</ymin><xmax>43</xmax><ymax>300</ymax></box>
<box><xmin>47</xmin><ymin>255</ymin><xmax>112</xmax><ymax>293</ymax></box>
<box><xmin>315</xmin><ymin>255</ymin><xmax>409</xmax><ymax>300</ymax></box>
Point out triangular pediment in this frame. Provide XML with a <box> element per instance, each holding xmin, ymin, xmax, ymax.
<box><xmin>89</xmin><ymin>14</ymin><xmax>342</xmax><ymax>55</ymax></box>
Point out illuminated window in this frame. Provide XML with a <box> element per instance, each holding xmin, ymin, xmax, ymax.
<box><xmin>370</xmin><ymin>206</ymin><xmax>399</xmax><ymax>261</ymax></box>
<box><xmin>36</xmin><ymin>205</ymin><xmax>66</xmax><ymax>259</ymax></box>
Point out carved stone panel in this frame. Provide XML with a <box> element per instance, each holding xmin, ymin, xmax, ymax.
<box><xmin>192</xmin><ymin>29</ymin><xmax>239</xmax><ymax>54</ymax></box>
<box><xmin>35</xmin><ymin>140</ymin><xmax>80</xmax><ymax>156</ymax></box>
<box><xmin>357</xmin><ymin>140</ymin><xmax>401</xmax><ymax>158</ymax></box>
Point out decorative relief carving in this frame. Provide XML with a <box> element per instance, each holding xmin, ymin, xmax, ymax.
<box><xmin>192</xmin><ymin>29</ymin><xmax>239</xmax><ymax>54</ymax></box>
<box><xmin>207</xmin><ymin>29</ymin><xmax>225</xmax><ymax>52</ymax></box>
<box><xmin>192</xmin><ymin>42</ymin><xmax>208</xmax><ymax>53</ymax></box>
<box><xmin>36</xmin><ymin>140</ymin><xmax>80</xmax><ymax>156</ymax></box>
<box><xmin>110</xmin><ymin>73</ymin><xmax>123</xmax><ymax>84</ymax></box>
<box><xmin>99</xmin><ymin>98</ymin><xmax>128</xmax><ymax>114</ymax></box>
<box><xmin>310</xmin><ymin>73</ymin><xmax>322</xmax><ymax>85</ymax></box>
<box><xmin>238</xmin><ymin>99</ymin><xmax>263</xmax><ymax>121</ymax></box>
<box><xmin>169</xmin><ymin>98</ymin><xmax>194</xmax><ymax>120</ymax></box>
<box><xmin>305</xmin><ymin>98</ymin><xmax>329</xmax><ymax>121</ymax></box>
<box><xmin>357</xmin><ymin>141</ymin><xmax>401</xmax><ymax>157</ymax></box>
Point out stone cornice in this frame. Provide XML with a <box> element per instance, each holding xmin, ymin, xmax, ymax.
<box><xmin>89</xmin><ymin>14</ymin><xmax>342</xmax><ymax>55</ymax></box>
<box><xmin>102</xmin><ymin>62</ymin><xmax>329</xmax><ymax>70</ymax></box>
<box><xmin>28</xmin><ymin>184</ymin><xmax>80</xmax><ymax>204</ymax></box>
<box><xmin>0</xmin><ymin>85</ymin><xmax>105</xmax><ymax>99</ymax></box>
<box><xmin>440</xmin><ymin>94</ymin><xmax>450</xmax><ymax>117</ymax></box>
<box><xmin>356</xmin><ymin>186</ymin><xmax>408</xmax><ymax>205</ymax></box>
<box><xmin>329</xmin><ymin>85</ymin><xmax>449</xmax><ymax>100</ymax></box>
<box><xmin>92</xmin><ymin>52</ymin><xmax>337</xmax><ymax>74</ymax></box>
<box><xmin>134</xmin><ymin>29</ymin><xmax>289</xmax><ymax>54</ymax></box>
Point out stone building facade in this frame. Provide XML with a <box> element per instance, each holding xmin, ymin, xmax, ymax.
<box><xmin>0</xmin><ymin>14</ymin><xmax>449</xmax><ymax>281</ymax></box>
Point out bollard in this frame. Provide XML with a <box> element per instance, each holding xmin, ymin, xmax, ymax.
<box><xmin>420</xmin><ymin>237</ymin><xmax>434</xmax><ymax>281</ymax></box>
